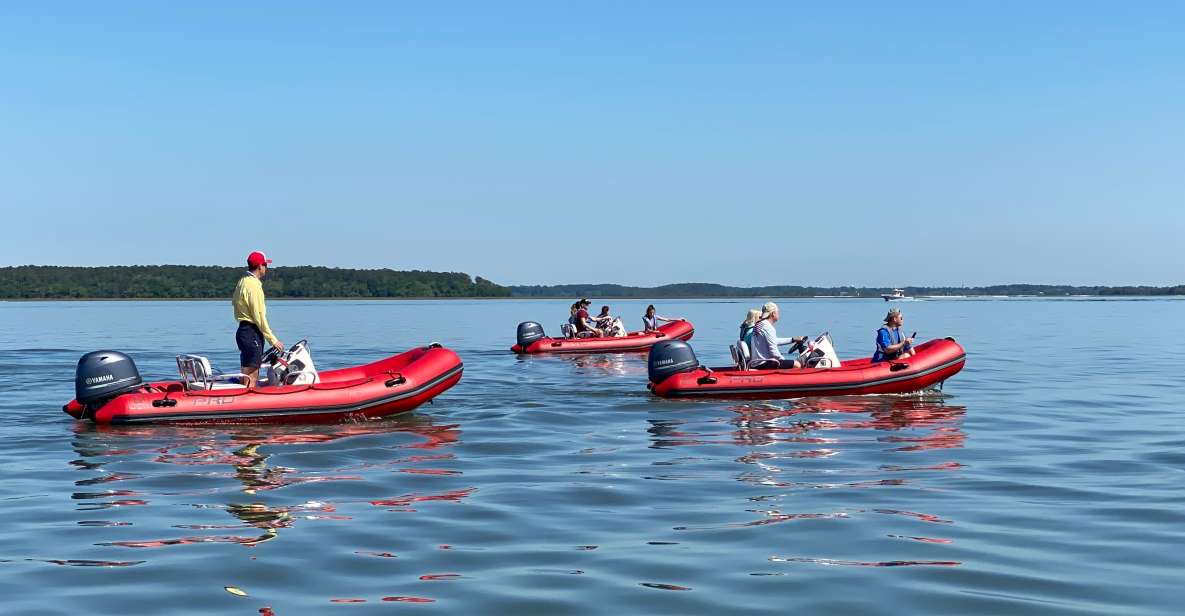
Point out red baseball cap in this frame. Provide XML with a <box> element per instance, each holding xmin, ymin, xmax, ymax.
<box><xmin>246</xmin><ymin>251</ymin><xmax>273</xmax><ymax>268</ymax></box>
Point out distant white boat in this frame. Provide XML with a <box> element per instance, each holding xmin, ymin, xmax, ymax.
<box><xmin>882</xmin><ymin>288</ymin><xmax>909</xmax><ymax>301</ymax></box>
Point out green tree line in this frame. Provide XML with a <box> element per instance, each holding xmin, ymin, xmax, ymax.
<box><xmin>4</xmin><ymin>268</ymin><xmax>1180</xmax><ymax>299</ymax></box>
<box><xmin>0</xmin><ymin>266</ymin><xmax>511</xmax><ymax>299</ymax></box>
<box><xmin>509</xmin><ymin>283</ymin><xmax>1185</xmax><ymax>297</ymax></box>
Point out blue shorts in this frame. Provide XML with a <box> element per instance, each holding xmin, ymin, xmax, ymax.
<box><xmin>236</xmin><ymin>322</ymin><xmax>265</xmax><ymax>369</ymax></box>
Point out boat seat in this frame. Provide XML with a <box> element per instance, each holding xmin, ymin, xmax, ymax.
<box><xmin>176</xmin><ymin>354</ymin><xmax>247</xmax><ymax>391</ymax></box>
<box><xmin>735</xmin><ymin>340</ymin><xmax>752</xmax><ymax>371</ymax></box>
<box><xmin>191</xmin><ymin>382</ymin><xmax>246</xmax><ymax>391</ymax></box>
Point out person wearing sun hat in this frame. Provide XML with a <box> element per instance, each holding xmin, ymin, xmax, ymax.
<box><xmin>873</xmin><ymin>308</ymin><xmax>914</xmax><ymax>362</ymax></box>
<box><xmin>232</xmin><ymin>251</ymin><xmax>283</xmax><ymax>387</ymax></box>
<box><xmin>748</xmin><ymin>301</ymin><xmax>807</xmax><ymax>369</ymax></box>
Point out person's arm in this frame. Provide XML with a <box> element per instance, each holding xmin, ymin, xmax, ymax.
<box><xmin>656</xmin><ymin>315</ymin><xmax>680</xmax><ymax>323</ymax></box>
<box><xmin>879</xmin><ymin>329</ymin><xmax>909</xmax><ymax>354</ymax></box>
<box><xmin>897</xmin><ymin>328</ymin><xmax>914</xmax><ymax>352</ymax></box>
<box><xmin>773</xmin><ymin>329</ymin><xmax>806</xmax><ymax>347</ymax></box>
<box><xmin>758</xmin><ymin>324</ymin><xmax>784</xmax><ymax>360</ymax></box>
<box><xmin>246</xmin><ymin>280</ymin><xmax>280</xmax><ymax>347</ymax></box>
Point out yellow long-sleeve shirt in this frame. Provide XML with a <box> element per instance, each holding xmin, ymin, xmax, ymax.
<box><xmin>232</xmin><ymin>274</ymin><xmax>278</xmax><ymax>345</ymax></box>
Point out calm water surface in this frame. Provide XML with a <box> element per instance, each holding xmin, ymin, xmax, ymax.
<box><xmin>0</xmin><ymin>298</ymin><xmax>1182</xmax><ymax>614</ymax></box>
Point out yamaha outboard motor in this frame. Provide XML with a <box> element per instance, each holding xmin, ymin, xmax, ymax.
<box><xmin>516</xmin><ymin>321</ymin><xmax>547</xmax><ymax>349</ymax></box>
<box><xmin>647</xmin><ymin>340</ymin><xmax>700</xmax><ymax>384</ymax></box>
<box><xmin>75</xmin><ymin>350</ymin><xmax>143</xmax><ymax>407</ymax></box>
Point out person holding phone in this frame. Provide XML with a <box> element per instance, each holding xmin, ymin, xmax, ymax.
<box><xmin>873</xmin><ymin>308</ymin><xmax>915</xmax><ymax>362</ymax></box>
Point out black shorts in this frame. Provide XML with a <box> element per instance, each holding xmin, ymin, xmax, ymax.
<box><xmin>236</xmin><ymin>322</ymin><xmax>265</xmax><ymax>369</ymax></box>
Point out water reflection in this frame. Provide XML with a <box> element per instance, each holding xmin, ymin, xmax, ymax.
<box><xmin>69</xmin><ymin>416</ymin><xmax>464</xmax><ymax>550</ymax></box>
<box><xmin>547</xmin><ymin>353</ymin><xmax>642</xmax><ymax>376</ymax></box>
<box><xmin>648</xmin><ymin>395</ymin><xmax>966</xmax><ymax>452</ymax></box>
<box><xmin>651</xmin><ymin>395</ymin><xmax>967</xmax><ymax>564</ymax></box>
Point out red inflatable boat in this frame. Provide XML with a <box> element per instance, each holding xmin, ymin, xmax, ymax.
<box><xmin>511</xmin><ymin>320</ymin><xmax>694</xmax><ymax>354</ymax></box>
<box><xmin>647</xmin><ymin>337</ymin><xmax>965</xmax><ymax>399</ymax></box>
<box><xmin>64</xmin><ymin>343</ymin><xmax>463</xmax><ymax>424</ymax></box>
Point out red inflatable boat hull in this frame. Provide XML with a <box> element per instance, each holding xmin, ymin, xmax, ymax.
<box><xmin>63</xmin><ymin>345</ymin><xmax>463</xmax><ymax>424</ymax></box>
<box><xmin>511</xmin><ymin>320</ymin><xmax>694</xmax><ymax>354</ymax></box>
<box><xmin>649</xmin><ymin>338</ymin><xmax>965</xmax><ymax>399</ymax></box>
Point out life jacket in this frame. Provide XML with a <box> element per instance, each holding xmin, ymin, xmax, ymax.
<box><xmin>873</xmin><ymin>326</ymin><xmax>904</xmax><ymax>362</ymax></box>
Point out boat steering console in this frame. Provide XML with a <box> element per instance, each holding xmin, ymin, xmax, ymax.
<box><xmin>262</xmin><ymin>339</ymin><xmax>317</xmax><ymax>386</ymax></box>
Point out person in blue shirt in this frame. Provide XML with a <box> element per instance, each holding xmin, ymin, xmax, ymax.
<box><xmin>873</xmin><ymin>308</ymin><xmax>915</xmax><ymax>362</ymax></box>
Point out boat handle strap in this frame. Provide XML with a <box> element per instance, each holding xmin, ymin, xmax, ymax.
<box><xmin>385</xmin><ymin>372</ymin><xmax>406</xmax><ymax>387</ymax></box>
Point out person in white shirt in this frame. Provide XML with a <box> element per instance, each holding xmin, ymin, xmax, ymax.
<box><xmin>748</xmin><ymin>302</ymin><xmax>807</xmax><ymax>369</ymax></box>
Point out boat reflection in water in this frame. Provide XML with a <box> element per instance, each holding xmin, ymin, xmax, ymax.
<box><xmin>648</xmin><ymin>394</ymin><xmax>965</xmax><ymax>453</ymax></box>
<box><xmin>646</xmin><ymin>395</ymin><xmax>967</xmax><ymax>567</ymax></box>
<box><xmin>69</xmin><ymin>415</ymin><xmax>466</xmax><ymax>550</ymax></box>
<box><xmin>562</xmin><ymin>353</ymin><xmax>641</xmax><ymax>377</ymax></box>
<box><xmin>731</xmin><ymin>394</ymin><xmax>966</xmax><ymax>452</ymax></box>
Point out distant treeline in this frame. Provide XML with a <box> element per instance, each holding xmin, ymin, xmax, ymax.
<box><xmin>0</xmin><ymin>266</ymin><xmax>511</xmax><ymax>299</ymax></box>
<box><xmin>3</xmin><ymin>268</ymin><xmax>1181</xmax><ymax>299</ymax></box>
<box><xmin>509</xmin><ymin>283</ymin><xmax>1185</xmax><ymax>298</ymax></box>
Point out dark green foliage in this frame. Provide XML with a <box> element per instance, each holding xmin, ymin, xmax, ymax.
<box><xmin>2</xmin><ymin>268</ymin><xmax>1179</xmax><ymax>299</ymax></box>
<box><xmin>510</xmin><ymin>283</ymin><xmax>1185</xmax><ymax>298</ymax></box>
<box><xmin>0</xmin><ymin>266</ymin><xmax>512</xmax><ymax>299</ymax></box>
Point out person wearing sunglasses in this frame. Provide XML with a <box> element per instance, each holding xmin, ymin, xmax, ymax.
<box><xmin>872</xmin><ymin>308</ymin><xmax>915</xmax><ymax>362</ymax></box>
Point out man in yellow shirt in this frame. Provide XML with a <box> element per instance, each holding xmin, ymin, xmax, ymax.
<box><xmin>233</xmin><ymin>251</ymin><xmax>284</xmax><ymax>387</ymax></box>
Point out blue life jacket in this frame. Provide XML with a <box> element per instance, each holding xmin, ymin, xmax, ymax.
<box><xmin>873</xmin><ymin>326</ymin><xmax>907</xmax><ymax>362</ymax></box>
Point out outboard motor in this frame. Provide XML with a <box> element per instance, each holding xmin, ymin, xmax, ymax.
<box><xmin>516</xmin><ymin>321</ymin><xmax>547</xmax><ymax>349</ymax></box>
<box><xmin>75</xmin><ymin>350</ymin><xmax>143</xmax><ymax>407</ymax></box>
<box><xmin>647</xmin><ymin>340</ymin><xmax>700</xmax><ymax>384</ymax></box>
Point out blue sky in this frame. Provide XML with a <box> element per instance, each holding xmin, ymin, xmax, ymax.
<box><xmin>1</xmin><ymin>2</ymin><xmax>1181</xmax><ymax>287</ymax></box>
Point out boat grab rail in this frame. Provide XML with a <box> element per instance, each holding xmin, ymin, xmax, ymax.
<box><xmin>182</xmin><ymin>376</ymin><xmax>377</xmax><ymax>396</ymax></box>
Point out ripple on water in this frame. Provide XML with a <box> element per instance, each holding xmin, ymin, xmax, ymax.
<box><xmin>2</xmin><ymin>299</ymin><xmax>1184</xmax><ymax>614</ymax></box>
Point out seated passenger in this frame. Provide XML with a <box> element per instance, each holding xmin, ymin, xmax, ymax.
<box><xmin>738</xmin><ymin>308</ymin><xmax>761</xmax><ymax>346</ymax></box>
<box><xmin>573</xmin><ymin>299</ymin><xmax>603</xmax><ymax>338</ymax></box>
<box><xmin>748</xmin><ymin>302</ymin><xmax>807</xmax><ymax>369</ymax></box>
<box><xmin>873</xmin><ymin>308</ymin><xmax>915</xmax><ymax>362</ymax></box>
<box><xmin>642</xmin><ymin>304</ymin><xmax>681</xmax><ymax>332</ymax></box>
<box><xmin>594</xmin><ymin>305</ymin><xmax>613</xmax><ymax>327</ymax></box>
<box><xmin>565</xmin><ymin>302</ymin><xmax>581</xmax><ymax>337</ymax></box>
<box><xmin>594</xmin><ymin>305</ymin><xmax>628</xmax><ymax>337</ymax></box>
